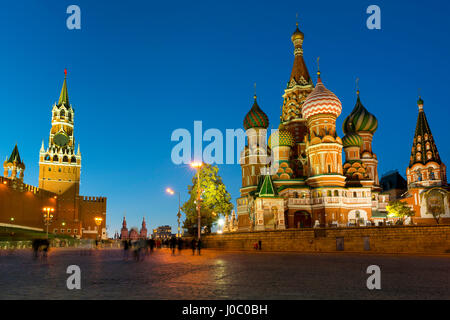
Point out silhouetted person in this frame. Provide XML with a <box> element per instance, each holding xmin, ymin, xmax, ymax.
<box><xmin>123</xmin><ymin>239</ymin><xmax>130</xmax><ymax>260</ymax></box>
<box><xmin>197</xmin><ymin>239</ymin><xmax>202</xmax><ymax>255</ymax></box>
<box><xmin>150</xmin><ymin>239</ymin><xmax>155</xmax><ymax>253</ymax></box>
<box><xmin>258</xmin><ymin>240</ymin><xmax>262</xmax><ymax>250</ymax></box>
<box><xmin>177</xmin><ymin>238</ymin><xmax>183</xmax><ymax>254</ymax></box>
<box><xmin>191</xmin><ymin>238</ymin><xmax>197</xmax><ymax>255</ymax></box>
<box><xmin>170</xmin><ymin>236</ymin><xmax>177</xmax><ymax>255</ymax></box>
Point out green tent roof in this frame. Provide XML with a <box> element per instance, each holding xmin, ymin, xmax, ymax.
<box><xmin>258</xmin><ymin>174</ymin><xmax>278</xmax><ymax>197</ymax></box>
<box><xmin>7</xmin><ymin>144</ymin><xmax>23</xmax><ymax>164</ymax></box>
<box><xmin>58</xmin><ymin>74</ymin><xmax>69</xmax><ymax>107</ymax></box>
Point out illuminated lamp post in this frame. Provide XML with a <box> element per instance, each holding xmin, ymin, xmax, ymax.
<box><xmin>190</xmin><ymin>162</ymin><xmax>203</xmax><ymax>241</ymax></box>
<box><xmin>42</xmin><ymin>207</ymin><xmax>55</xmax><ymax>239</ymax></box>
<box><xmin>94</xmin><ymin>217</ymin><xmax>103</xmax><ymax>239</ymax></box>
<box><xmin>166</xmin><ymin>188</ymin><xmax>182</xmax><ymax>237</ymax></box>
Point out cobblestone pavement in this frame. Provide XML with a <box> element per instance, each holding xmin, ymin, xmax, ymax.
<box><xmin>0</xmin><ymin>248</ymin><xmax>449</xmax><ymax>299</ymax></box>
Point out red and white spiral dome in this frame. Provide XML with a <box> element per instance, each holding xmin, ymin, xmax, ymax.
<box><xmin>302</xmin><ymin>76</ymin><xmax>342</xmax><ymax>120</ymax></box>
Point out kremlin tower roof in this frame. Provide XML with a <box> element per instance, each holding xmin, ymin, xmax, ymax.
<box><xmin>7</xmin><ymin>144</ymin><xmax>24</xmax><ymax>165</ymax></box>
<box><xmin>408</xmin><ymin>97</ymin><xmax>441</xmax><ymax>168</ymax></box>
<box><xmin>343</xmin><ymin>91</ymin><xmax>378</xmax><ymax>135</ymax></box>
<box><xmin>243</xmin><ymin>95</ymin><xmax>269</xmax><ymax>130</ymax></box>
<box><xmin>302</xmin><ymin>71</ymin><xmax>342</xmax><ymax>120</ymax></box>
<box><xmin>57</xmin><ymin>69</ymin><xmax>70</xmax><ymax>108</ymax></box>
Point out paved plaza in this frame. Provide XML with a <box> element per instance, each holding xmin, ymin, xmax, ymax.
<box><xmin>0</xmin><ymin>248</ymin><xmax>449</xmax><ymax>299</ymax></box>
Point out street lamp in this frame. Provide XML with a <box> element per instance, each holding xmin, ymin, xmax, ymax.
<box><xmin>94</xmin><ymin>217</ymin><xmax>103</xmax><ymax>240</ymax></box>
<box><xmin>42</xmin><ymin>207</ymin><xmax>55</xmax><ymax>239</ymax></box>
<box><xmin>217</xmin><ymin>218</ymin><xmax>225</xmax><ymax>234</ymax></box>
<box><xmin>190</xmin><ymin>161</ymin><xmax>203</xmax><ymax>241</ymax></box>
<box><xmin>166</xmin><ymin>187</ymin><xmax>182</xmax><ymax>237</ymax></box>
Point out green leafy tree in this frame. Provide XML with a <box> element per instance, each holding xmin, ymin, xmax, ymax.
<box><xmin>386</xmin><ymin>200</ymin><xmax>415</xmax><ymax>224</ymax></box>
<box><xmin>182</xmin><ymin>164</ymin><xmax>233</xmax><ymax>236</ymax></box>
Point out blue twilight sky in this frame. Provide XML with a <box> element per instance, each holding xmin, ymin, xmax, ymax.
<box><xmin>0</xmin><ymin>0</ymin><xmax>449</xmax><ymax>235</ymax></box>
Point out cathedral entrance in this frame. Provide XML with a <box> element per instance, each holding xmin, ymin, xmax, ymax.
<box><xmin>294</xmin><ymin>211</ymin><xmax>312</xmax><ymax>228</ymax></box>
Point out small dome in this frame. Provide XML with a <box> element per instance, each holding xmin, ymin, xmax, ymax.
<box><xmin>243</xmin><ymin>96</ymin><xmax>269</xmax><ymax>130</ymax></box>
<box><xmin>342</xmin><ymin>133</ymin><xmax>363</xmax><ymax>148</ymax></box>
<box><xmin>291</xmin><ymin>24</ymin><xmax>304</xmax><ymax>41</ymax></box>
<box><xmin>343</xmin><ymin>94</ymin><xmax>378</xmax><ymax>134</ymax></box>
<box><xmin>268</xmin><ymin>125</ymin><xmax>295</xmax><ymax>148</ymax></box>
<box><xmin>302</xmin><ymin>76</ymin><xmax>342</xmax><ymax>120</ymax></box>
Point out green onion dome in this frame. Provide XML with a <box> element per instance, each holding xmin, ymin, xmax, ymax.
<box><xmin>243</xmin><ymin>95</ymin><xmax>269</xmax><ymax>130</ymax></box>
<box><xmin>268</xmin><ymin>124</ymin><xmax>295</xmax><ymax>149</ymax></box>
<box><xmin>343</xmin><ymin>93</ymin><xmax>378</xmax><ymax>134</ymax></box>
<box><xmin>342</xmin><ymin>132</ymin><xmax>363</xmax><ymax>148</ymax></box>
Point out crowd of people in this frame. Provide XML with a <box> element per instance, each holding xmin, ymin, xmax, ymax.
<box><xmin>122</xmin><ymin>236</ymin><xmax>203</xmax><ymax>261</ymax></box>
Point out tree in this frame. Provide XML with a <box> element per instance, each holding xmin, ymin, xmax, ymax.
<box><xmin>386</xmin><ymin>200</ymin><xmax>415</xmax><ymax>225</ymax></box>
<box><xmin>182</xmin><ymin>164</ymin><xmax>233</xmax><ymax>236</ymax></box>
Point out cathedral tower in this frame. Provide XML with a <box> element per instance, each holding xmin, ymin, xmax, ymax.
<box><xmin>280</xmin><ymin>23</ymin><xmax>315</xmax><ymax>177</ymax></box>
<box><xmin>38</xmin><ymin>70</ymin><xmax>81</xmax><ymax>198</ymax></box>
<box><xmin>406</xmin><ymin>97</ymin><xmax>447</xmax><ymax>187</ymax></box>
<box><xmin>343</xmin><ymin>90</ymin><xmax>379</xmax><ymax>187</ymax></box>
<box><xmin>302</xmin><ymin>71</ymin><xmax>345</xmax><ymax>187</ymax></box>
<box><xmin>240</xmin><ymin>95</ymin><xmax>269</xmax><ymax>195</ymax></box>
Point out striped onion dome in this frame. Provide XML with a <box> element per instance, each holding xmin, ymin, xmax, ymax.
<box><xmin>302</xmin><ymin>75</ymin><xmax>342</xmax><ymax>120</ymax></box>
<box><xmin>243</xmin><ymin>96</ymin><xmax>269</xmax><ymax>130</ymax></box>
<box><xmin>342</xmin><ymin>132</ymin><xmax>363</xmax><ymax>148</ymax></box>
<box><xmin>268</xmin><ymin>125</ymin><xmax>295</xmax><ymax>149</ymax></box>
<box><xmin>343</xmin><ymin>93</ymin><xmax>378</xmax><ymax>134</ymax></box>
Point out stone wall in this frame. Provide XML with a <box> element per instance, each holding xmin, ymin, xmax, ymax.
<box><xmin>202</xmin><ymin>225</ymin><xmax>450</xmax><ymax>254</ymax></box>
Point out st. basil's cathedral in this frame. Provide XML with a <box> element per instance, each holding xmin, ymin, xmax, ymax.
<box><xmin>236</xmin><ymin>23</ymin><xmax>449</xmax><ymax>231</ymax></box>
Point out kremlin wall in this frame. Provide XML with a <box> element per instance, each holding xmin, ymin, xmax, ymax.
<box><xmin>0</xmin><ymin>72</ymin><xmax>107</xmax><ymax>240</ymax></box>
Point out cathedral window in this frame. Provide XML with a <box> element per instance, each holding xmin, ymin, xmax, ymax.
<box><xmin>45</xmin><ymin>155</ymin><xmax>50</xmax><ymax>161</ymax></box>
<box><xmin>429</xmin><ymin>170</ymin><xmax>435</xmax><ymax>180</ymax></box>
<box><xmin>334</xmin><ymin>190</ymin><xmax>339</xmax><ymax>197</ymax></box>
<box><xmin>417</xmin><ymin>136</ymin><xmax>421</xmax><ymax>142</ymax></box>
<box><xmin>426</xmin><ymin>142</ymin><xmax>430</xmax><ymax>150</ymax></box>
<box><xmin>53</xmin><ymin>155</ymin><xmax>58</xmax><ymax>161</ymax></box>
<box><xmin>424</xmin><ymin>134</ymin><xmax>428</xmax><ymax>140</ymax></box>
<box><xmin>71</xmin><ymin>156</ymin><xmax>77</xmax><ymax>163</ymax></box>
<box><xmin>417</xmin><ymin>144</ymin><xmax>421</xmax><ymax>151</ymax></box>
<box><xmin>63</xmin><ymin>156</ymin><xmax>69</xmax><ymax>163</ymax></box>
<box><xmin>327</xmin><ymin>190</ymin><xmax>332</xmax><ymax>197</ymax></box>
<box><xmin>60</xmin><ymin>109</ymin><xmax>65</xmax><ymax>117</ymax></box>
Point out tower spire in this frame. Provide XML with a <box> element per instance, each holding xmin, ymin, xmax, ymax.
<box><xmin>316</xmin><ymin>57</ymin><xmax>321</xmax><ymax>83</ymax></box>
<box><xmin>409</xmin><ymin>97</ymin><xmax>441</xmax><ymax>167</ymax></box>
<box><xmin>58</xmin><ymin>69</ymin><xmax>69</xmax><ymax>106</ymax></box>
<box><xmin>288</xmin><ymin>19</ymin><xmax>311</xmax><ymax>87</ymax></box>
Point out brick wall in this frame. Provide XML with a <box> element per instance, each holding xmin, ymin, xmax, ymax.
<box><xmin>202</xmin><ymin>225</ymin><xmax>450</xmax><ymax>254</ymax></box>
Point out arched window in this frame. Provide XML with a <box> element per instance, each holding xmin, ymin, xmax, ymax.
<box><xmin>68</xmin><ymin>112</ymin><xmax>72</xmax><ymax>121</ymax></box>
<box><xmin>63</xmin><ymin>156</ymin><xmax>69</xmax><ymax>163</ymax></box>
<box><xmin>293</xmin><ymin>192</ymin><xmax>299</xmax><ymax>198</ymax></box>
<box><xmin>60</xmin><ymin>109</ymin><xmax>65</xmax><ymax>117</ymax></box>
<box><xmin>53</xmin><ymin>155</ymin><xmax>58</xmax><ymax>161</ymax></box>
<box><xmin>71</xmin><ymin>156</ymin><xmax>77</xmax><ymax>163</ymax></box>
<box><xmin>327</xmin><ymin>190</ymin><xmax>332</xmax><ymax>197</ymax></box>
<box><xmin>45</xmin><ymin>154</ymin><xmax>50</xmax><ymax>161</ymax></box>
<box><xmin>334</xmin><ymin>190</ymin><xmax>339</xmax><ymax>197</ymax></box>
<box><xmin>353</xmin><ymin>192</ymin><xmax>357</xmax><ymax>197</ymax></box>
